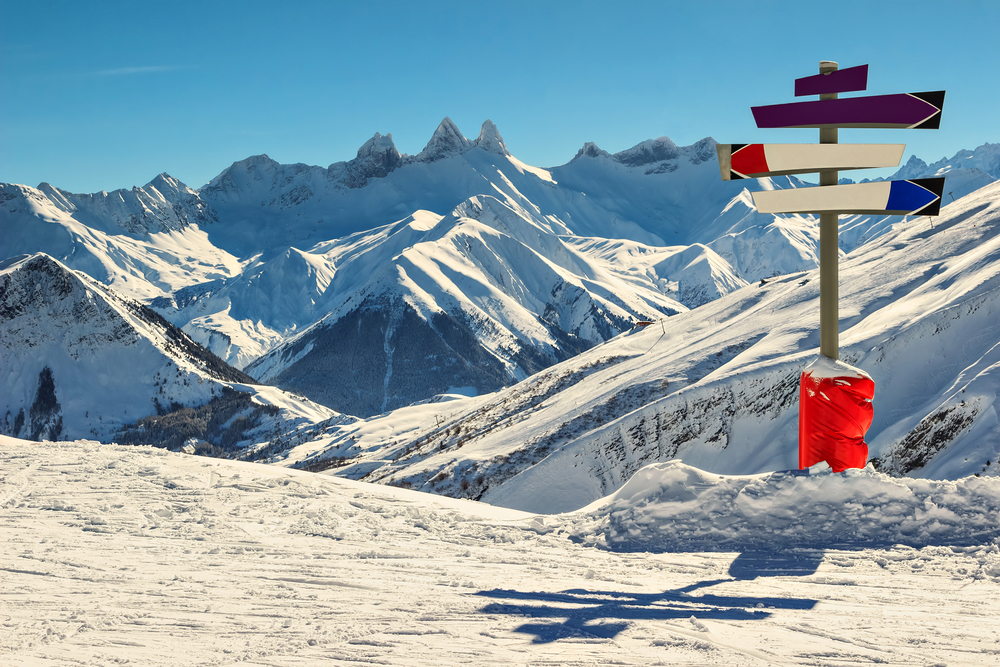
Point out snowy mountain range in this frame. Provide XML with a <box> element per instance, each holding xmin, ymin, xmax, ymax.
<box><xmin>1</xmin><ymin>120</ymin><xmax>998</xmax><ymax>485</ymax></box>
<box><xmin>270</xmin><ymin>181</ymin><xmax>1000</xmax><ymax>512</ymax></box>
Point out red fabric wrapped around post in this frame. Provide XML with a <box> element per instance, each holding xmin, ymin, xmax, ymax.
<box><xmin>799</xmin><ymin>356</ymin><xmax>875</xmax><ymax>472</ymax></box>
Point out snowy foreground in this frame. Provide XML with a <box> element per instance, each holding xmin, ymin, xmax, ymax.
<box><xmin>3</xmin><ymin>438</ymin><xmax>1000</xmax><ymax>666</ymax></box>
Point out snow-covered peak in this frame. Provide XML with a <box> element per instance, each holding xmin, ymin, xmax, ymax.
<box><xmin>474</xmin><ymin>119</ymin><xmax>509</xmax><ymax>156</ymax></box>
<box><xmin>342</xmin><ymin>132</ymin><xmax>403</xmax><ymax>188</ymax></box>
<box><xmin>35</xmin><ymin>181</ymin><xmax>71</xmax><ymax>201</ymax></box>
<box><xmin>232</xmin><ymin>154</ymin><xmax>281</xmax><ymax>174</ymax></box>
<box><xmin>146</xmin><ymin>172</ymin><xmax>194</xmax><ymax>198</ymax></box>
<box><xmin>686</xmin><ymin>136</ymin><xmax>718</xmax><ymax>165</ymax></box>
<box><xmin>354</xmin><ymin>132</ymin><xmax>400</xmax><ymax>164</ymax></box>
<box><xmin>891</xmin><ymin>154</ymin><xmax>931</xmax><ymax>180</ymax></box>
<box><xmin>18</xmin><ymin>174</ymin><xmax>215</xmax><ymax>235</ymax></box>
<box><xmin>614</xmin><ymin>136</ymin><xmax>681</xmax><ymax>166</ymax></box>
<box><xmin>572</xmin><ymin>142</ymin><xmax>611</xmax><ymax>161</ymax></box>
<box><xmin>608</xmin><ymin>136</ymin><xmax>717</xmax><ymax>168</ymax></box>
<box><xmin>416</xmin><ymin>117</ymin><xmax>472</xmax><ymax>162</ymax></box>
<box><xmin>909</xmin><ymin>142</ymin><xmax>1000</xmax><ymax>179</ymax></box>
<box><xmin>202</xmin><ymin>154</ymin><xmax>281</xmax><ymax>195</ymax></box>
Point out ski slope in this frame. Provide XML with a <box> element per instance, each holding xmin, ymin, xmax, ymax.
<box><xmin>3</xmin><ymin>437</ymin><xmax>998</xmax><ymax>666</ymax></box>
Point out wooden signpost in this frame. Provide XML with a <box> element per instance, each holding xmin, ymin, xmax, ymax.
<box><xmin>717</xmin><ymin>143</ymin><xmax>905</xmax><ymax>180</ymax></box>
<box><xmin>718</xmin><ymin>61</ymin><xmax>946</xmax><ymax>472</ymax></box>
<box><xmin>752</xmin><ymin>178</ymin><xmax>946</xmax><ymax>216</ymax></box>
<box><xmin>752</xmin><ymin>91</ymin><xmax>946</xmax><ymax>130</ymax></box>
<box><xmin>719</xmin><ymin>61</ymin><xmax>947</xmax><ymax>361</ymax></box>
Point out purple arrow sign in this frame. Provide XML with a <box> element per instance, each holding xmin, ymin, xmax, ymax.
<box><xmin>795</xmin><ymin>64</ymin><xmax>868</xmax><ymax>96</ymax></box>
<box><xmin>752</xmin><ymin>91</ymin><xmax>945</xmax><ymax>130</ymax></box>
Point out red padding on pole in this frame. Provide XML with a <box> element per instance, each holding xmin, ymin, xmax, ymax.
<box><xmin>799</xmin><ymin>357</ymin><xmax>875</xmax><ymax>472</ymax></box>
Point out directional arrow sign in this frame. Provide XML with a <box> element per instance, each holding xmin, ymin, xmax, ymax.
<box><xmin>751</xmin><ymin>178</ymin><xmax>946</xmax><ymax>216</ymax></box>
<box><xmin>717</xmin><ymin>143</ymin><xmax>904</xmax><ymax>180</ymax></box>
<box><xmin>752</xmin><ymin>91</ymin><xmax>945</xmax><ymax>129</ymax></box>
<box><xmin>795</xmin><ymin>64</ymin><xmax>868</xmax><ymax>96</ymax></box>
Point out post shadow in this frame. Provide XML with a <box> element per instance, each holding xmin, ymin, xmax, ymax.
<box><xmin>474</xmin><ymin>549</ymin><xmax>823</xmax><ymax>644</ymax></box>
<box><xmin>727</xmin><ymin>548</ymin><xmax>825</xmax><ymax>580</ymax></box>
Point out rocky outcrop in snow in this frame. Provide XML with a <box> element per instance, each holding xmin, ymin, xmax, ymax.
<box><xmin>32</xmin><ymin>173</ymin><xmax>217</xmax><ymax>234</ymax></box>
<box><xmin>340</xmin><ymin>133</ymin><xmax>405</xmax><ymax>188</ymax></box>
<box><xmin>473</xmin><ymin>119</ymin><xmax>509</xmax><ymax>156</ymax></box>
<box><xmin>415</xmin><ymin>117</ymin><xmax>472</xmax><ymax>162</ymax></box>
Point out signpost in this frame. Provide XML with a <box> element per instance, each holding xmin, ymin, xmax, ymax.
<box><xmin>752</xmin><ymin>91</ymin><xmax>946</xmax><ymax>130</ymax></box>
<box><xmin>719</xmin><ymin>62</ymin><xmax>946</xmax><ymax>472</ymax></box>
<box><xmin>751</xmin><ymin>178</ymin><xmax>945</xmax><ymax>216</ymax></box>
<box><xmin>794</xmin><ymin>63</ymin><xmax>868</xmax><ymax>97</ymax></box>
<box><xmin>716</xmin><ymin>143</ymin><xmax>905</xmax><ymax>180</ymax></box>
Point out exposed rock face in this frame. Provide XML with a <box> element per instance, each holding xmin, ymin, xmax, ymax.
<box><xmin>343</xmin><ymin>133</ymin><xmax>404</xmax><ymax>188</ymax></box>
<box><xmin>246</xmin><ymin>293</ymin><xmax>590</xmax><ymax>419</ymax></box>
<box><xmin>415</xmin><ymin>117</ymin><xmax>472</xmax><ymax>162</ymax></box>
<box><xmin>0</xmin><ymin>254</ymin><xmax>254</xmax><ymax>441</ymax></box>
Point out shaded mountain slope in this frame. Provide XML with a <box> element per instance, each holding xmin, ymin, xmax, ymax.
<box><xmin>0</xmin><ymin>254</ymin><xmax>343</xmax><ymax>448</ymax></box>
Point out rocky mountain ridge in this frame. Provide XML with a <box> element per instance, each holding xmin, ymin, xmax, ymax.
<box><xmin>0</xmin><ymin>253</ymin><xmax>344</xmax><ymax>450</ymax></box>
<box><xmin>2</xmin><ymin>119</ymin><xmax>996</xmax><ymax>420</ymax></box>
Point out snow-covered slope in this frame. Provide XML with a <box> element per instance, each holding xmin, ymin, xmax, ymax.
<box><xmin>4</xmin><ymin>437</ymin><xmax>999</xmax><ymax>665</ymax></box>
<box><xmin>0</xmin><ymin>254</ymin><xmax>343</xmax><ymax>447</ymax></box>
<box><xmin>276</xmin><ymin>182</ymin><xmax>1000</xmax><ymax>511</ymax></box>
<box><xmin>240</xmin><ymin>195</ymin><xmax>691</xmax><ymax>417</ymax></box>
<box><xmin>0</xmin><ymin>180</ymin><xmax>243</xmax><ymax>302</ymax></box>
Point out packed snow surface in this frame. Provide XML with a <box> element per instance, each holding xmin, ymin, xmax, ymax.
<box><xmin>3</xmin><ymin>437</ymin><xmax>999</xmax><ymax>665</ymax></box>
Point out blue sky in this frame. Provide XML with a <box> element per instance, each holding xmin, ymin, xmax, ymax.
<box><xmin>2</xmin><ymin>0</ymin><xmax>997</xmax><ymax>193</ymax></box>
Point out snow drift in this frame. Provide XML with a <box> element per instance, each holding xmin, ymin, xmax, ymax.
<box><xmin>567</xmin><ymin>459</ymin><xmax>1000</xmax><ymax>552</ymax></box>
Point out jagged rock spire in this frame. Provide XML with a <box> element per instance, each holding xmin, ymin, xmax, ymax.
<box><xmin>345</xmin><ymin>133</ymin><xmax>403</xmax><ymax>188</ymax></box>
<box><xmin>474</xmin><ymin>119</ymin><xmax>509</xmax><ymax>156</ymax></box>
<box><xmin>573</xmin><ymin>142</ymin><xmax>611</xmax><ymax>160</ymax></box>
<box><xmin>417</xmin><ymin>117</ymin><xmax>472</xmax><ymax>162</ymax></box>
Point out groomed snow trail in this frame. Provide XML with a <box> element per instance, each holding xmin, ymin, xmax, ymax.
<box><xmin>3</xmin><ymin>439</ymin><xmax>999</xmax><ymax>666</ymax></box>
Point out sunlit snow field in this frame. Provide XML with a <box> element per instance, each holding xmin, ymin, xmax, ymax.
<box><xmin>3</xmin><ymin>437</ymin><xmax>999</xmax><ymax>666</ymax></box>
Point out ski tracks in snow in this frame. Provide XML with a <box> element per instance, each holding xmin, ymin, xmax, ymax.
<box><xmin>3</xmin><ymin>440</ymin><xmax>1000</xmax><ymax>665</ymax></box>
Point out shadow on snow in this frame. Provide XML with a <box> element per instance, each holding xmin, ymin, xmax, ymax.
<box><xmin>474</xmin><ymin>549</ymin><xmax>822</xmax><ymax>643</ymax></box>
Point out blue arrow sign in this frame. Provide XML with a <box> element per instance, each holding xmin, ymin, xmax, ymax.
<box><xmin>751</xmin><ymin>178</ymin><xmax>946</xmax><ymax>216</ymax></box>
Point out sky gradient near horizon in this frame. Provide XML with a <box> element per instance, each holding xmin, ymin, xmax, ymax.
<box><xmin>2</xmin><ymin>0</ymin><xmax>998</xmax><ymax>194</ymax></box>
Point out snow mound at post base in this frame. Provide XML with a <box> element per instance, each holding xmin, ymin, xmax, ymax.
<box><xmin>567</xmin><ymin>460</ymin><xmax>1000</xmax><ymax>553</ymax></box>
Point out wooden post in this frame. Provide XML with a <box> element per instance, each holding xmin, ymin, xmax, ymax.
<box><xmin>818</xmin><ymin>60</ymin><xmax>839</xmax><ymax>361</ymax></box>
